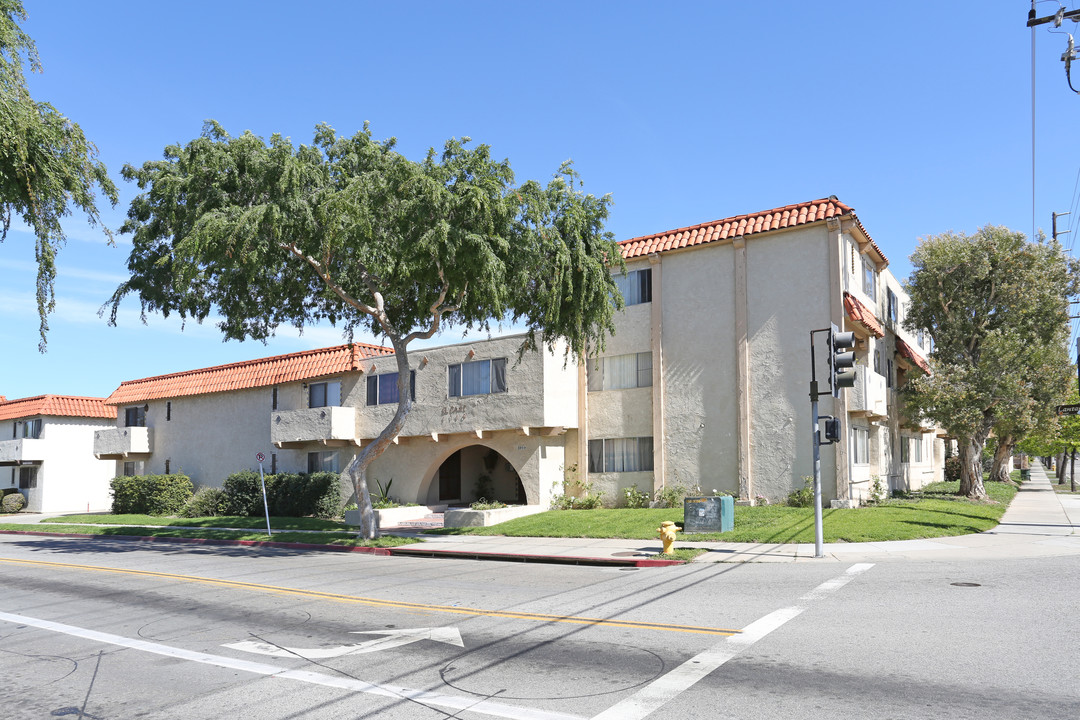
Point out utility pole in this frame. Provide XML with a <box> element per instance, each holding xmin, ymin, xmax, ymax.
<box><xmin>1052</xmin><ymin>211</ymin><xmax>1070</xmax><ymax>242</ymax></box>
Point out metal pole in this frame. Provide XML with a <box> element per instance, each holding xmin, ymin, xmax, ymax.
<box><xmin>809</xmin><ymin>330</ymin><xmax>824</xmax><ymax>558</ymax></box>
<box><xmin>258</xmin><ymin>460</ymin><xmax>272</xmax><ymax>537</ymax></box>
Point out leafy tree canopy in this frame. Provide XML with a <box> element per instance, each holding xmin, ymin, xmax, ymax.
<box><xmin>0</xmin><ymin>0</ymin><xmax>118</xmax><ymax>349</ymax></box>
<box><xmin>902</xmin><ymin>225</ymin><xmax>1080</xmax><ymax>497</ymax></box>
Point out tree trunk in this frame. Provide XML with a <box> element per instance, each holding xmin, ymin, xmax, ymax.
<box><xmin>958</xmin><ymin>437</ymin><xmax>987</xmax><ymax>499</ymax></box>
<box><xmin>990</xmin><ymin>436</ymin><xmax>1014</xmax><ymax>485</ymax></box>
<box><xmin>1057</xmin><ymin>452</ymin><xmax>1067</xmax><ymax>483</ymax></box>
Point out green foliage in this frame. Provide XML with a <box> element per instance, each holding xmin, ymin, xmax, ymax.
<box><xmin>473</xmin><ymin>474</ymin><xmax>493</xmax><ymax>501</ymax></box>
<box><xmin>868</xmin><ymin>475</ymin><xmax>887</xmax><ymax>505</ymax></box>
<box><xmin>653</xmin><ymin>484</ymin><xmax>696</xmax><ymax>508</ymax></box>
<box><xmin>944</xmin><ymin>456</ymin><xmax>962</xmax><ymax>482</ymax></box>
<box><xmin>903</xmin><ymin>225</ymin><xmax>1080</xmax><ymax>497</ymax></box>
<box><xmin>110</xmin><ymin>474</ymin><xmax>193</xmax><ymax>515</ymax></box>
<box><xmin>1</xmin><ymin>491</ymin><xmax>26</xmax><ymax>513</ymax></box>
<box><xmin>180</xmin><ymin>486</ymin><xmax>228</xmax><ymax>518</ymax></box>
<box><xmin>622</xmin><ymin>484</ymin><xmax>651</xmax><ymax>509</ymax></box>
<box><xmin>470</xmin><ymin>499</ymin><xmax>508</xmax><ymax>510</ymax></box>
<box><xmin>221</xmin><ymin>470</ymin><xmax>340</xmax><ymax>518</ymax></box>
<box><xmin>0</xmin><ymin>1</ymin><xmax>118</xmax><ymax>349</ymax></box>
<box><xmin>786</xmin><ymin>478</ymin><xmax>815</xmax><ymax>508</ymax></box>
<box><xmin>550</xmin><ymin>477</ymin><xmax>604</xmax><ymax>510</ymax></box>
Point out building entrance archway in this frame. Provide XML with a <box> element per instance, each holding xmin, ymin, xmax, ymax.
<box><xmin>429</xmin><ymin>445</ymin><xmax>526</xmax><ymax>505</ymax></box>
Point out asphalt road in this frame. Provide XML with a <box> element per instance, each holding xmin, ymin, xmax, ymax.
<box><xmin>1</xmin><ymin>535</ymin><xmax>1077</xmax><ymax>719</ymax></box>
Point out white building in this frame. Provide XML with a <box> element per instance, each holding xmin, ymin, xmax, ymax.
<box><xmin>0</xmin><ymin>395</ymin><xmax>117</xmax><ymax>512</ymax></box>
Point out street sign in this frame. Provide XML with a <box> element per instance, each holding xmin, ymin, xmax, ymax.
<box><xmin>1056</xmin><ymin>404</ymin><xmax>1080</xmax><ymax>416</ymax></box>
<box><xmin>255</xmin><ymin>451</ymin><xmax>265</xmax><ymax>463</ymax></box>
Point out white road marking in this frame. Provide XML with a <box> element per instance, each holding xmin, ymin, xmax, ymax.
<box><xmin>0</xmin><ymin>611</ymin><xmax>584</xmax><ymax>720</ymax></box>
<box><xmin>225</xmin><ymin>626</ymin><xmax>464</xmax><ymax>659</ymax></box>
<box><xmin>590</xmin><ymin>563</ymin><xmax>875</xmax><ymax>720</ymax></box>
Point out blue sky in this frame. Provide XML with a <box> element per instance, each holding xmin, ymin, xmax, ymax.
<box><xmin>2</xmin><ymin>1</ymin><xmax>1078</xmax><ymax>400</ymax></box>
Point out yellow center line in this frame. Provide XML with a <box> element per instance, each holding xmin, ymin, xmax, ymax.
<box><xmin>0</xmin><ymin>556</ymin><xmax>740</xmax><ymax>637</ymax></box>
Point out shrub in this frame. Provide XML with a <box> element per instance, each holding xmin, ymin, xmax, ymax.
<box><xmin>786</xmin><ymin>478</ymin><xmax>814</xmax><ymax>508</ymax></box>
<box><xmin>653</xmin><ymin>484</ymin><xmax>694</xmax><ymax>508</ymax></box>
<box><xmin>181</xmin><ymin>487</ymin><xmax>228</xmax><ymax>518</ymax></box>
<box><xmin>550</xmin><ymin>478</ymin><xmax>604</xmax><ymax>509</ymax></box>
<box><xmin>222</xmin><ymin>470</ymin><xmax>276</xmax><ymax>516</ymax></box>
<box><xmin>470</xmin><ymin>498</ymin><xmax>508</xmax><ymax>510</ymax></box>
<box><xmin>622</xmin><ymin>484</ymin><xmax>650</xmax><ymax>509</ymax></box>
<box><xmin>111</xmin><ymin>474</ymin><xmax>193</xmax><ymax>515</ymax></box>
<box><xmin>222</xmin><ymin>470</ymin><xmax>340</xmax><ymax>518</ymax></box>
<box><xmin>943</xmin><ymin>456</ymin><xmax>963</xmax><ymax>482</ymax></box>
<box><xmin>2</xmin><ymin>491</ymin><xmax>27</xmax><ymax>513</ymax></box>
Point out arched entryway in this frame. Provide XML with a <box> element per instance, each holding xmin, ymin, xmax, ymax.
<box><xmin>429</xmin><ymin>445</ymin><xmax>526</xmax><ymax>505</ymax></box>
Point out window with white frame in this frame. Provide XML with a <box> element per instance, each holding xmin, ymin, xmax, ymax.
<box><xmin>15</xmin><ymin>419</ymin><xmax>42</xmax><ymax>439</ymax></box>
<box><xmin>122</xmin><ymin>461</ymin><xmax>142</xmax><ymax>476</ymax></box>
<box><xmin>587</xmin><ymin>352</ymin><xmax>652</xmax><ymax>391</ymax></box>
<box><xmin>851</xmin><ymin>427</ymin><xmax>870</xmax><ymax>465</ymax></box>
<box><xmin>309</xmin><ymin>380</ymin><xmax>341</xmax><ymax>408</ymax></box>
<box><xmin>614</xmin><ymin>268</ymin><xmax>652</xmax><ymax>306</ymax></box>
<box><xmin>367</xmin><ymin>371</ymin><xmax>416</xmax><ymax>406</ymax></box>
<box><xmin>862</xmin><ymin>257</ymin><xmax>876</xmax><ymax>297</ymax></box>
<box><xmin>449</xmin><ymin>358</ymin><xmax>507</xmax><ymax>397</ymax></box>
<box><xmin>587</xmin><ymin>437</ymin><xmax>654</xmax><ymax>473</ymax></box>
<box><xmin>887</xmin><ymin>288</ymin><xmax>898</xmax><ymax>325</ymax></box>
<box><xmin>900</xmin><ymin>436</ymin><xmax>924</xmax><ymax>463</ymax></box>
<box><xmin>307</xmin><ymin>451</ymin><xmax>339</xmax><ymax>473</ymax></box>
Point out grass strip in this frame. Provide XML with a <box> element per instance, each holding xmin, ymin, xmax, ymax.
<box><xmin>0</xmin><ymin>523</ymin><xmax>418</xmax><ymax>548</ymax></box>
<box><xmin>40</xmin><ymin>514</ymin><xmax>348</xmax><ymax>531</ymax></box>
<box><xmin>428</xmin><ymin>480</ymin><xmax>1018</xmax><ymax>544</ymax></box>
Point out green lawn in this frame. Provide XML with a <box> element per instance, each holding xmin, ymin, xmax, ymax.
<box><xmin>41</xmin><ymin>514</ymin><xmax>348</xmax><ymax>531</ymax></box>
<box><xmin>0</xmin><ymin>521</ymin><xmax>417</xmax><ymax>548</ymax></box>
<box><xmin>429</xmin><ymin>480</ymin><xmax>1018</xmax><ymax>544</ymax></box>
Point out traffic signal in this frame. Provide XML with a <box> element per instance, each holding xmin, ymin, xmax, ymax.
<box><xmin>828</xmin><ymin>323</ymin><xmax>856</xmax><ymax>398</ymax></box>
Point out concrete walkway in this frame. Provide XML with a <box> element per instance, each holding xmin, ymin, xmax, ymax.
<box><xmin>4</xmin><ymin>462</ymin><xmax>1078</xmax><ymax>565</ymax></box>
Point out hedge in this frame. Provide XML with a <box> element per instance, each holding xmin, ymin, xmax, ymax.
<box><xmin>221</xmin><ymin>470</ymin><xmax>340</xmax><ymax>519</ymax></box>
<box><xmin>111</xmin><ymin>474</ymin><xmax>193</xmax><ymax>515</ymax></box>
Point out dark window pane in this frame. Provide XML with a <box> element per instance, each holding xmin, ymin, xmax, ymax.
<box><xmin>491</xmin><ymin>358</ymin><xmax>507</xmax><ymax>393</ymax></box>
<box><xmin>588</xmin><ymin>439</ymin><xmax>605</xmax><ymax>473</ymax></box>
<box><xmin>366</xmin><ymin>376</ymin><xmax>378</xmax><ymax>406</ymax></box>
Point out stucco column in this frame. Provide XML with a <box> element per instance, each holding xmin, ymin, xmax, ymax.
<box><xmin>733</xmin><ymin>237</ymin><xmax>752</xmax><ymax>502</ymax></box>
<box><xmin>577</xmin><ymin>362</ymin><xmax>588</xmax><ymax>484</ymax></box>
<box><xmin>827</xmin><ymin>218</ymin><xmax>851</xmax><ymax>502</ymax></box>
<box><xmin>649</xmin><ymin>253</ymin><xmax>666</xmax><ymax>494</ymax></box>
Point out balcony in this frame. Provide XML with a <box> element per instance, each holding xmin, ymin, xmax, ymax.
<box><xmin>0</xmin><ymin>438</ymin><xmax>46</xmax><ymax>466</ymax></box>
<box><xmin>271</xmin><ymin>406</ymin><xmax>358</xmax><ymax>449</ymax></box>
<box><xmin>94</xmin><ymin>427</ymin><xmax>153</xmax><ymax>459</ymax></box>
<box><xmin>848</xmin><ymin>365</ymin><xmax>888</xmax><ymax>420</ymax></box>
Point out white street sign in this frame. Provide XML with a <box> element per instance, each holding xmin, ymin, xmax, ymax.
<box><xmin>224</xmin><ymin>627</ymin><xmax>463</xmax><ymax>659</ymax></box>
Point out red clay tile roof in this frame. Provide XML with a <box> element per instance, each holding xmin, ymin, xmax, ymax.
<box><xmin>0</xmin><ymin>395</ymin><xmax>114</xmax><ymax>422</ymax></box>
<box><xmin>843</xmin><ymin>292</ymin><xmax>885</xmax><ymax>338</ymax></box>
<box><xmin>104</xmin><ymin>342</ymin><xmax>393</xmax><ymax>405</ymax></box>
<box><xmin>619</xmin><ymin>197</ymin><xmax>888</xmax><ymax>265</ymax></box>
<box><xmin>895</xmin><ymin>337</ymin><xmax>931</xmax><ymax>375</ymax></box>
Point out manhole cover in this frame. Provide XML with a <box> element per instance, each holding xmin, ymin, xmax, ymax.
<box><xmin>950</xmin><ymin>582</ymin><xmax>981</xmax><ymax>587</ymax></box>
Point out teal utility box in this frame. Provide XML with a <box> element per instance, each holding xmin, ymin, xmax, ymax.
<box><xmin>683</xmin><ymin>495</ymin><xmax>734</xmax><ymax>533</ymax></box>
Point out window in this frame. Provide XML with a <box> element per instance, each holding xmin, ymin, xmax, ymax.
<box><xmin>614</xmin><ymin>268</ymin><xmax>652</xmax><ymax>306</ymax></box>
<box><xmin>901</xmin><ymin>436</ymin><xmax>924</xmax><ymax>464</ymax></box>
<box><xmin>18</xmin><ymin>466</ymin><xmax>37</xmax><ymax>489</ymax></box>
<box><xmin>309</xmin><ymin>381</ymin><xmax>341</xmax><ymax>408</ymax></box>
<box><xmin>271</xmin><ymin>453</ymin><xmax>278</xmax><ymax>474</ymax></box>
<box><xmin>166</xmin><ymin>401</ymin><xmax>172</xmax><ymax>421</ymax></box>
<box><xmin>862</xmin><ymin>257</ymin><xmax>876</xmax><ymax>297</ymax></box>
<box><xmin>851</xmin><ymin>427</ymin><xmax>870</xmax><ymax>465</ymax></box>
<box><xmin>449</xmin><ymin>358</ymin><xmax>507</xmax><ymax>397</ymax></box>
<box><xmin>886</xmin><ymin>359</ymin><xmax>893</xmax><ymax>389</ymax></box>
<box><xmin>588</xmin><ymin>437</ymin><xmax>654</xmax><ymax>473</ymax></box>
<box><xmin>307</xmin><ymin>451</ymin><xmax>338</xmax><ymax>473</ymax></box>
<box><xmin>887</xmin><ymin>288</ymin><xmax>898</xmax><ymax>325</ymax></box>
<box><xmin>874</xmin><ymin>349</ymin><xmax>882</xmax><ymax>375</ymax></box>
<box><xmin>125</xmin><ymin>406</ymin><xmax>145</xmax><ymax>428</ymax></box>
<box><xmin>587</xmin><ymin>352</ymin><xmax>652</xmax><ymax>391</ymax></box>
<box><xmin>272</xmin><ymin>387</ymin><xmax>278</xmax><ymax>411</ymax></box>
<box><xmin>17</xmin><ymin>419</ymin><xmax>42</xmax><ymax>439</ymax></box>
<box><xmin>122</xmin><ymin>461</ymin><xmax>141</xmax><ymax>476</ymax></box>
<box><xmin>367</xmin><ymin>371</ymin><xmax>416</xmax><ymax>406</ymax></box>
<box><xmin>164</xmin><ymin>458</ymin><xmax>171</xmax><ymax>474</ymax></box>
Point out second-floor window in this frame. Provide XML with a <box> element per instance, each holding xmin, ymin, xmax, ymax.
<box><xmin>309</xmin><ymin>380</ymin><xmax>341</xmax><ymax>408</ymax></box>
<box><xmin>449</xmin><ymin>358</ymin><xmax>507</xmax><ymax>397</ymax></box>
<box><xmin>367</xmin><ymin>371</ymin><xmax>416</xmax><ymax>406</ymax></box>
<box><xmin>862</xmin><ymin>257</ymin><xmax>876</xmax><ymax>297</ymax></box>
<box><xmin>615</xmin><ymin>268</ymin><xmax>652</xmax><ymax>306</ymax></box>
<box><xmin>587</xmin><ymin>352</ymin><xmax>652</xmax><ymax>391</ymax></box>
<box><xmin>887</xmin><ymin>288</ymin><xmax>898</xmax><ymax>325</ymax></box>
<box><xmin>14</xmin><ymin>419</ymin><xmax>42</xmax><ymax>439</ymax></box>
<box><xmin>125</xmin><ymin>406</ymin><xmax>145</xmax><ymax>428</ymax></box>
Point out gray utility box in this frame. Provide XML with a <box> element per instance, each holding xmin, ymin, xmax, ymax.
<box><xmin>683</xmin><ymin>495</ymin><xmax>734</xmax><ymax>533</ymax></box>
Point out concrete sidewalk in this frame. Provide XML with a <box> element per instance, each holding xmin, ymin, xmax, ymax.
<box><xmin>388</xmin><ymin>461</ymin><xmax>1080</xmax><ymax>564</ymax></box>
<box><xmin>3</xmin><ymin>462</ymin><xmax>1078</xmax><ymax>565</ymax></box>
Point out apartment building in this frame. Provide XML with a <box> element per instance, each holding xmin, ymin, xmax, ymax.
<box><xmin>0</xmin><ymin>395</ymin><xmax>117</xmax><ymax>512</ymax></box>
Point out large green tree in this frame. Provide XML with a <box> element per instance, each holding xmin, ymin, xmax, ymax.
<box><xmin>0</xmin><ymin>1</ymin><xmax>117</xmax><ymax>349</ymax></box>
<box><xmin>902</xmin><ymin>226</ymin><xmax>1079</xmax><ymax>498</ymax></box>
<box><xmin>108</xmin><ymin>121</ymin><xmax>623</xmax><ymax>538</ymax></box>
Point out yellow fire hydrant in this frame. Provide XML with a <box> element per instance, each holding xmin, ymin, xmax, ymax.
<box><xmin>657</xmin><ymin>521</ymin><xmax>681</xmax><ymax>555</ymax></box>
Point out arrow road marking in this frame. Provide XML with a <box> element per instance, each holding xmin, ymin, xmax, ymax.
<box><xmin>224</xmin><ymin>627</ymin><xmax>464</xmax><ymax>659</ymax></box>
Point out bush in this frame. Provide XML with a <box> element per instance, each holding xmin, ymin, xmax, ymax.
<box><xmin>470</xmin><ymin>498</ymin><xmax>508</xmax><ymax>510</ymax></box>
<box><xmin>944</xmin><ymin>456</ymin><xmax>962</xmax><ymax>483</ymax></box>
<box><xmin>654</xmin><ymin>484</ymin><xmax>694</xmax><ymax>508</ymax></box>
<box><xmin>2</xmin><ymin>491</ymin><xmax>26</xmax><ymax>513</ymax></box>
<box><xmin>180</xmin><ymin>487</ymin><xmax>228</xmax><ymax>518</ymax></box>
<box><xmin>222</xmin><ymin>470</ymin><xmax>340</xmax><ymax>518</ymax></box>
<box><xmin>222</xmin><ymin>470</ymin><xmax>276</xmax><ymax>516</ymax></box>
<box><xmin>111</xmin><ymin>474</ymin><xmax>193</xmax><ymax>515</ymax></box>
<box><xmin>786</xmin><ymin>478</ymin><xmax>814</xmax><ymax>508</ymax></box>
<box><xmin>622</xmin><ymin>484</ymin><xmax>650</xmax><ymax>509</ymax></box>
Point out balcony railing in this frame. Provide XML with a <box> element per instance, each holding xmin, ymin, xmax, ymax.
<box><xmin>0</xmin><ymin>438</ymin><xmax>46</xmax><ymax>465</ymax></box>
<box><xmin>94</xmin><ymin>427</ymin><xmax>153</xmax><ymax>459</ymax></box>
<box><xmin>271</xmin><ymin>406</ymin><xmax>358</xmax><ymax>448</ymax></box>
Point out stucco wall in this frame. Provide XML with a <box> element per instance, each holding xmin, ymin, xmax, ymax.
<box><xmin>12</xmin><ymin>417</ymin><xmax>116</xmax><ymax>512</ymax></box>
